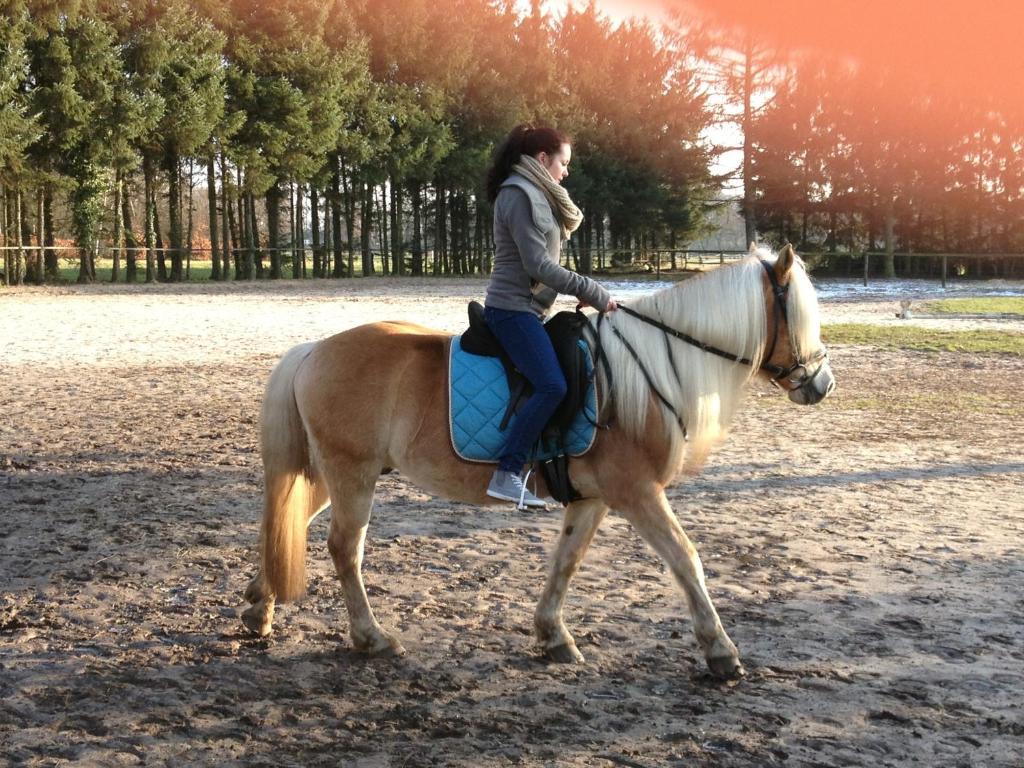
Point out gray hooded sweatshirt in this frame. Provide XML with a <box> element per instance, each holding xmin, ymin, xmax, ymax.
<box><xmin>485</xmin><ymin>173</ymin><xmax>610</xmax><ymax>318</ymax></box>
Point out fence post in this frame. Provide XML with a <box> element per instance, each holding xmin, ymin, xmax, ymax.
<box><xmin>863</xmin><ymin>251</ymin><xmax>869</xmax><ymax>287</ymax></box>
<box><xmin>941</xmin><ymin>254</ymin><xmax>947</xmax><ymax>288</ymax></box>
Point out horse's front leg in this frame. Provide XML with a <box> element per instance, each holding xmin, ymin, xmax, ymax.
<box><xmin>620</xmin><ymin>489</ymin><xmax>744</xmax><ymax>679</ymax></box>
<box><xmin>535</xmin><ymin>498</ymin><xmax>609</xmax><ymax>663</ymax></box>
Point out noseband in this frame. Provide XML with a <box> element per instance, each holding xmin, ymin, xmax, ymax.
<box><xmin>610</xmin><ymin>259</ymin><xmax>829</xmax><ymax>394</ymax></box>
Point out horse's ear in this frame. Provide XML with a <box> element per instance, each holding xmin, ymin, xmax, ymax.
<box><xmin>747</xmin><ymin>241</ymin><xmax>759</xmax><ymax>255</ymax></box>
<box><xmin>775</xmin><ymin>243</ymin><xmax>796</xmax><ymax>283</ymax></box>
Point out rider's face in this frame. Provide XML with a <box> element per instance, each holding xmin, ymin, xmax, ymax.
<box><xmin>537</xmin><ymin>143</ymin><xmax>572</xmax><ymax>183</ymax></box>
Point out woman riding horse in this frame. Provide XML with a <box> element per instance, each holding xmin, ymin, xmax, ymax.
<box><xmin>481</xmin><ymin>124</ymin><xmax>619</xmax><ymax>508</ymax></box>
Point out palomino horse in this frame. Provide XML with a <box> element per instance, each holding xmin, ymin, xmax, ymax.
<box><xmin>242</xmin><ymin>245</ymin><xmax>835</xmax><ymax>678</ymax></box>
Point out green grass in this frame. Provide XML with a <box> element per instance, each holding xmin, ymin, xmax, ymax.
<box><xmin>840</xmin><ymin>391</ymin><xmax>1024</xmax><ymax>417</ymax></box>
<box><xmin>58</xmin><ymin>260</ymin><xmax>214</xmax><ymax>283</ymax></box>
<box><xmin>921</xmin><ymin>297</ymin><xmax>1024</xmax><ymax>316</ymax></box>
<box><xmin>822</xmin><ymin>323</ymin><xmax>1024</xmax><ymax>355</ymax></box>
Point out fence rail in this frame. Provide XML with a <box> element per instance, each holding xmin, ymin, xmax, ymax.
<box><xmin>3</xmin><ymin>245</ymin><xmax>1023</xmax><ymax>287</ymax></box>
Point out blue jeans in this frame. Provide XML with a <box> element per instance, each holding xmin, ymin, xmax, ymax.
<box><xmin>484</xmin><ymin>306</ymin><xmax>568</xmax><ymax>472</ymax></box>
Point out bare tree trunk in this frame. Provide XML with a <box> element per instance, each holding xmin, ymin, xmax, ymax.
<box><xmin>185</xmin><ymin>158</ymin><xmax>195</xmax><ymax>280</ymax></box>
<box><xmin>295</xmin><ymin>182</ymin><xmax>306</xmax><ymax>278</ymax></box>
<box><xmin>411</xmin><ymin>184</ymin><xmax>423</xmax><ymax>276</ymax></box>
<box><xmin>323</xmin><ymin>193</ymin><xmax>334</xmax><ymax>276</ymax></box>
<box><xmin>144</xmin><ymin>158</ymin><xmax>157</xmax><ymax>283</ymax></box>
<box><xmin>360</xmin><ymin>180</ymin><xmax>373</xmax><ymax>276</ymax></box>
<box><xmin>13</xmin><ymin>191</ymin><xmax>25</xmax><ymax>285</ymax></box>
<box><xmin>451</xmin><ymin>192</ymin><xmax>463</xmax><ymax>276</ymax></box>
<box><xmin>41</xmin><ymin>185</ymin><xmax>57</xmax><ymax>281</ymax></box>
<box><xmin>111</xmin><ymin>170</ymin><xmax>122</xmax><ymax>283</ymax></box>
<box><xmin>330</xmin><ymin>161</ymin><xmax>344</xmax><ymax>278</ymax></box>
<box><xmin>32</xmin><ymin>188</ymin><xmax>43</xmax><ymax>284</ymax></box>
<box><xmin>165</xmin><ymin>150</ymin><xmax>182</xmax><ymax>281</ymax></box>
<box><xmin>208</xmin><ymin>154</ymin><xmax>220</xmax><ymax>281</ymax></box>
<box><xmin>248</xmin><ymin>192</ymin><xmax>264</xmax><ymax>277</ymax></box>
<box><xmin>474</xmin><ymin>197</ymin><xmax>484</xmax><ymax>274</ymax></box>
<box><xmin>21</xmin><ymin>189</ymin><xmax>34</xmax><ymax>283</ymax></box>
<box><xmin>390</xmin><ymin>179</ymin><xmax>401</xmax><ymax>276</ymax></box>
<box><xmin>266</xmin><ymin>182</ymin><xmax>282</xmax><ymax>279</ymax></box>
<box><xmin>1</xmin><ymin>187</ymin><xmax>8</xmax><ymax>285</ymax></box>
<box><xmin>340</xmin><ymin>165</ymin><xmax>356</xmax><ymax>277</ymax></box>
<box><xmin>238</xmin><ymin>184</ymin><xmax>250</xmax><ymax>279</ymax></box>
<box><xmin>219</xmin><ymin>154</ymin><xmax>231</xmax><ymax>280</ymax></box>
<box><xmin>435</xmin><ymin>182</ymin><xmax>448</xmax><ymax>276</ymax></box>
<box><xmin>246</xmin><ymin>191</ymin><xmax>259</xmax><ymax>278</ymax></box>
<box><xmin>123</xmin><ymin>178</ymin><xmax>139</xmax><ymax>282</ymax></box>
<box><xmin>378</xmin><ymin>184</ymin><xmax>390</xmax><ymax>276</ymax></box>
<box><xmin>310</xmin><ymin>184</ymin><xmax>322</xmax><ymax>277</ymax></box>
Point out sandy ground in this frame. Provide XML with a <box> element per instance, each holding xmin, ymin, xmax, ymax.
<box><xmin>1</xmin><ymin>277</ymin><xmax>1022</xmax><ymax>767</ymax></box>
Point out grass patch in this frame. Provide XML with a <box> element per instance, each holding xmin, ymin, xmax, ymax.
<box><xmin>58</xmin><ymin>259</ymin><xmax>214</xmax><ymax>283</ymax></box>
<box><xmin>840</xmin><ymin>392</ymin><xmax>1024</xmax><ymax>417</ymax></box>
<box><xmin>920</xmin><ymin>297</ymin><xmax>1024</xmax><ymax>316</ymax></box>
<box><xmin>822</xmin><ymin>323</ymin><xmax>1024</xmax><ymax>355</ymax></box>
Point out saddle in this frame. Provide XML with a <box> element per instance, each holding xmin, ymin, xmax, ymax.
<box><xmin>455</xmin><ymin>302</ymin><xmax>597</xmax><ymax>505</ymax></box>
<box><xmin>460</xmin><ymin>301</ymin><xmax>590</xmax><ymax>434</ymax></box>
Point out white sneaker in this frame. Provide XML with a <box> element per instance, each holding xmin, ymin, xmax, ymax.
<box><xmin>487</xmin><ymin>469</ymin><xmax>547</xmax><ymax>509</ymax></box>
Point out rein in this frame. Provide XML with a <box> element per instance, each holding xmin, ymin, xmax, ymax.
<box><xmin>616</xmin><ymin>305</ymin><xmax>755</xmax><ymax>367</ymax></box>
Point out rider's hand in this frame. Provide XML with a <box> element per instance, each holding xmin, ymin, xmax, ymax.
<box><xmin>606</xmin><ymin>298</ymin><xmax>619</xmax><ymax>312</ymax></box>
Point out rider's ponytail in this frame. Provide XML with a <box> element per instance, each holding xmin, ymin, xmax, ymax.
<box><xmin>485</xmin><ymin>123</ymin><xmax>570</xmax><ymax>203</ymax></box>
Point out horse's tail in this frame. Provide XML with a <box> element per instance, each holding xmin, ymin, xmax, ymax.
<box><xmin>259</xmin><ymin>341</ymin><xmax>318</xmax><ymax>603</ymax></box>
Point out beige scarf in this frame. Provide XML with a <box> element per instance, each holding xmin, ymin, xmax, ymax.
<box><xmin>512</xmin><ymin>154</ymin><xmax>584</xmax><ymax>240</ymax></box>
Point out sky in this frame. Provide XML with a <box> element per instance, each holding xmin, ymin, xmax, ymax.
<box><xmin>545</xmin><ymin>0</ymin><xmax>1024</xmax><ymax>109</ymax></box>
<box><xmin>530</xmin><ymin>0</ymin><xmax>1024</xmax><ymax>190</ymax></box>
<box><xmin>533</xmin><ymin>0</ymin><xmax>669</xmax><ymax>25</ymax></box>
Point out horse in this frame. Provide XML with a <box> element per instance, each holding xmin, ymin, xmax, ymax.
<box><xmin>241</xmin><ymin>244</ymin><xmax>835</xmax><ymax>679</ymax></box>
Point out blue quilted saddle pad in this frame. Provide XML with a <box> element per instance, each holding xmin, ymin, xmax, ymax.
<box><xmin>448</xmin><ymin>337</ymin><xmax>599</xmax><ymax>464</ymax></box>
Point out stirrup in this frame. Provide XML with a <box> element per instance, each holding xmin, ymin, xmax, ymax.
<box><xmin>517</xmin><ymin>469</ymin><xmax>537</xmax><ymax>511</ymax></box>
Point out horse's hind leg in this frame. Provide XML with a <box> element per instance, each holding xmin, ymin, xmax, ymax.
<box><xmin>242</xmin><ymin>480</ymin><xmax>329</xmax><ymax>636</ymax></box>
<box><xmin>241</xmin><ymin>586</ymin><xmax>276</xmax><ymax>637</ymax></box>
<box><xmin>535</xmin><ymin>498</ymin><xmax>609</xmax><ymax>663</ymax></box>
<box><xmin>325</xmin><ymin>466</ymin><xmax>404</xmax><ymax>657</ymax></box>
<box><xmin>621</xmin><ymin>489</ymin><xmax>744</xmax><ymax>679</ymax></box>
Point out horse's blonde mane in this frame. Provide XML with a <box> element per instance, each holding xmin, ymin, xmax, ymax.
<box><xmin>599</xmin><ymin>247</ymin><xmax>821</xmax><ymax>477</ymax></box>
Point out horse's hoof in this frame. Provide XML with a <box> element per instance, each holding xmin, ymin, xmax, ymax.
<box><xmin>545</xmin><ymin>643</ymin><xmax>585</xmax><ymax>664</ymax></box>
<box><xmin>241</xmin><ymin>603</ymin><xmax>274</xmax><ymax>637</ymax></box>
<box><xmin>372</xmin><ymin>642</ymin><xmax>406</xmax><ymax>659</ymax></box>
<box><xmin>243</xmin><ymin>577</ymin><xmax>268</xmax><ymax>605</ymax></box>
<box><xmin>356</xmin><ymin>634</ymin><xmax>406</xmax><ymax>658</ymax></box>
<box><xmin>707</xmin><ymin>654</ymin><xmax>745</xmax><ymax>680</ymax></box>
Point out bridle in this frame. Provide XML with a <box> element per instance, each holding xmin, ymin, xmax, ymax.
<box><xmin>589</xmin><ymin>259</ymin><xmax>829</xmax><ymax>428</ymax></box>
<box><xmin>750</xmin><ymin>259</ymin><xmax>830</xmax><ymax>391</ymax></box>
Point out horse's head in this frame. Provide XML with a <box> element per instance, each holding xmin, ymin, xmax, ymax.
<box><xmin>756</xmin><ymin>244</ymin><xmax>836</xmax><ymax>405</ymax></box>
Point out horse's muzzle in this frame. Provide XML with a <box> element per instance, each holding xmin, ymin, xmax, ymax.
<box><xmin>788</xmin><ymin>360</ymin><xmax>836</xmax><ymax>405</ymax></box>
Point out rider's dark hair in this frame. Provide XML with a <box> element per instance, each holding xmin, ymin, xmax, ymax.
<box><xmin>485</xmin><ymin>124</ymin><xmax>570</xmax><ymax>203</ymax></box>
